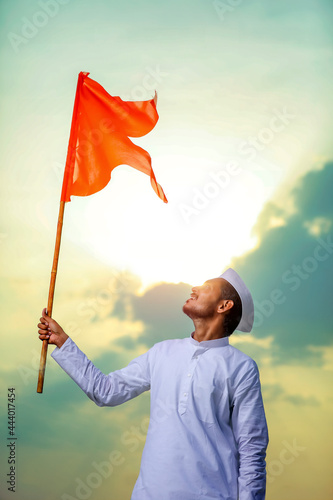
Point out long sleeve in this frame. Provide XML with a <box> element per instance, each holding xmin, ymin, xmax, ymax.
<box><xmin>51</xmin><ymin>337</ymin><xmax>151</xmax><ymax>407</ymax></box>
<box><xmin>231</xmin><ymin>360</ymin><xmax>269</xmax><ymax>500</ymax></box>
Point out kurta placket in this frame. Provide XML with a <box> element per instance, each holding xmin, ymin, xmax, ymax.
<box><xmin>179</xmin><ymin>343</ymin><xmax>206</xmax><ymax>416</ymax></box>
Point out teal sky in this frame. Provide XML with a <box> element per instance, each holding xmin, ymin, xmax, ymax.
<box><xmin>0</xmin><ymin>1</ymin><xmax>332</xmax><ymax>499</ymax></box>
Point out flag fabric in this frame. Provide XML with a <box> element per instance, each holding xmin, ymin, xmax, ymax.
<box><xmin>61</xmin><ymin>72</ymin><xmax>167</xmax><ymax>203</ymax></box>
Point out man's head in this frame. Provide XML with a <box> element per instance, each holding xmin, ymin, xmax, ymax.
<box><xmin>182</xmin><ymin>277</ymin><xmax>242</xmax><ymax>336</ymax></box>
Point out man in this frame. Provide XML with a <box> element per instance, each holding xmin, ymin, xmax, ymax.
<box><xmin>38</xmin><ymin>268</ymin><xmax>268</xmax><ymax>500</ymax></box>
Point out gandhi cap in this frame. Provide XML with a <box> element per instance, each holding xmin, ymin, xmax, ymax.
<box><xmin>218</xmin><ymin>268</ymin><xmax>254</xmax><ymax>332</ymax></box>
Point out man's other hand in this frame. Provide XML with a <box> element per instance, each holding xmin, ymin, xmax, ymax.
<box><xmin>38</xmin><ymin>308</ymin><xmax>69</xmax><ymax>348</ymax></box>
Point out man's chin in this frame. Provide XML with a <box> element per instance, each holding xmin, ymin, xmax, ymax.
<box><xmin>182</xmin><ymin>301</ymin><xmax>194</xmax><ymax>318</ymax></box>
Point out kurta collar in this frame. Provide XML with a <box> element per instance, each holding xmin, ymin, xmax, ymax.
<box><xmin>189</xmin><ymin>332</ymin><xmax>229</xmax><ymax>348</ymax></box>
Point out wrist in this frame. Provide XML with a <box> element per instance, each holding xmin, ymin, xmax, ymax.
<box><xmin>55</xmin><ymin>334</ymin><xmax>69</xmax><ymax>349</ymax></box>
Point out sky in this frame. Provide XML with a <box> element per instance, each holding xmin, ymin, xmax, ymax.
<box><xmin>0</xmin><ymin>0</ymin><xmax>332</xmax><ymax>499</ymax></box>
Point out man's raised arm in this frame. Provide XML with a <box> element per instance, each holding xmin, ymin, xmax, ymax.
<box><xmin>38</xmin><ymin>309</ymin><xmax>151</xmax><ymax>406</ymax></box>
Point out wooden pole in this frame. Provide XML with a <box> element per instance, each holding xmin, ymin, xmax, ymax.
<box><xmin>36</xmin><ymin>72</ymin><xmax>84</xmax><ymax>394</ymax></box>
<box><xmin>37</xmin><ymin>200</ymin><xmax>65</xmax><ymax>393</ymax></box>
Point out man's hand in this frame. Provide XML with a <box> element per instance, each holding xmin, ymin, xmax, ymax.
<box><xmin>38</xmin><ymin>308</ymin><xmax>69</xmax><ymax>349</ymax></box>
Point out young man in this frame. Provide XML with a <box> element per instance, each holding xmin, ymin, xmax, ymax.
<box><xmin>38</xmin><ymin>268</ymin><xmax>268</xmax><ymax>500</ymax></box>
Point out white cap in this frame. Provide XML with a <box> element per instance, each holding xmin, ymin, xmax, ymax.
<box><xmin>218</xmin><ymin>268</ymin><xmax>254</xmax><ymax>332</ymax></box>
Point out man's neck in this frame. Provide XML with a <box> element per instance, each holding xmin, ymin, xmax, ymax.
<box><xmin>192</xmin><ymin>318</ymin><xmax>227</xmax><ymax>342</ymax></box>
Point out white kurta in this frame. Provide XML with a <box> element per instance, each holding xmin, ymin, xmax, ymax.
<box><xmin>52</xmin><ymin>334</ymin><xmax>268</xmax><ymax>500</ymax></box>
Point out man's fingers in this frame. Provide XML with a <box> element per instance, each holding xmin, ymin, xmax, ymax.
<box><xmin>42</xmin><ymin>308</ymin><xmax>51</xmax><ymax>321</ymax></box>
<box><xmin>39</xmin><ymin>331</ymin><xmax>50</xmax><ymax>340</ymax></box>
<box><xmin>38</xmin><ymin>327</ymin><xmax>50</xmax><ymax>334</ymax></box>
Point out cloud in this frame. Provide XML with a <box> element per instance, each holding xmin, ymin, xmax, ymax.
<box><xmin>108</xmin><ymin>163</ymin><xmax>333</xmax><ymax>367</ymax></box>
<box><xmin>292</xmin><ymin>163</ymin><xmax>333</xmax><ymax>221</ymax></box>
<box><xmin>230</xmin><ymin>162</ymin><xmax>333</xmax><ymax>363</ymax></box>
<box><xmin>113</xmin><ymin>281</ymin><xmax>193</xmax><ymax>348</ymax></box>
<box><xmin>262</xmin><ymin>383</ymin><xmax>320</xmax><ymax>407</ymax></box>
<box><xmin>110</xmin><ymin>163</ymin><xmax>333</xmax><ymax>367</ymax></box>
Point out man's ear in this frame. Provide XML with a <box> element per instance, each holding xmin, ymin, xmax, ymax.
<box><xmin>217</xmin><ymin>299</ymin><xmax>234</xmax><ymax>314</ymax></box>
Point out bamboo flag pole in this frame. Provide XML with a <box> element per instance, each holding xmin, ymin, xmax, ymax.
<box><xmin>37</xmin><ymin>73</ymin><xmax>84</xmax><ymax>393</ymax></box>
<box><xmin>37</xmin><ymin>201</ymin><xmax>65</xmax><ymax>393</ymax></box>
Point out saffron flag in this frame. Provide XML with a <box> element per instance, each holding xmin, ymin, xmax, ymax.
<box><xmin>61</xmin><ymin>72</ymin><xmax>167</xmax><ymax>203</ymax></box>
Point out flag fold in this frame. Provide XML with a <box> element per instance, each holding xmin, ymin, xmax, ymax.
<box><xmin>61</xmin><ymin>72</ymin><xmax>167</xmax><ymax>203</ymax></box>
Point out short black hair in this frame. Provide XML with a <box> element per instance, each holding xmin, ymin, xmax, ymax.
<box><xmin>220</xmin><ymin>280</ymin><xmax>242</xmax><ymax>336</ymax></box>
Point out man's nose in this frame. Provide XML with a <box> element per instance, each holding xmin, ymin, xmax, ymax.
<box><xmin>192</xmin><ymin>286</ymin><xmax>198</xmax><ymax>293</ymax></box>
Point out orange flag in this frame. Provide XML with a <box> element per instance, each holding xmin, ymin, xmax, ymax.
<box><xmin>61</xmin><ymin>72</ymin><xmax>167</xmax><ymax>203</ymax></box>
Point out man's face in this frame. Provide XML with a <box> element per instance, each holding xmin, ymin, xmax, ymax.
<box><xmin>182</xmin><ymin>278</ymin><xmax>224</xmax><ymax>320</ymax></box>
